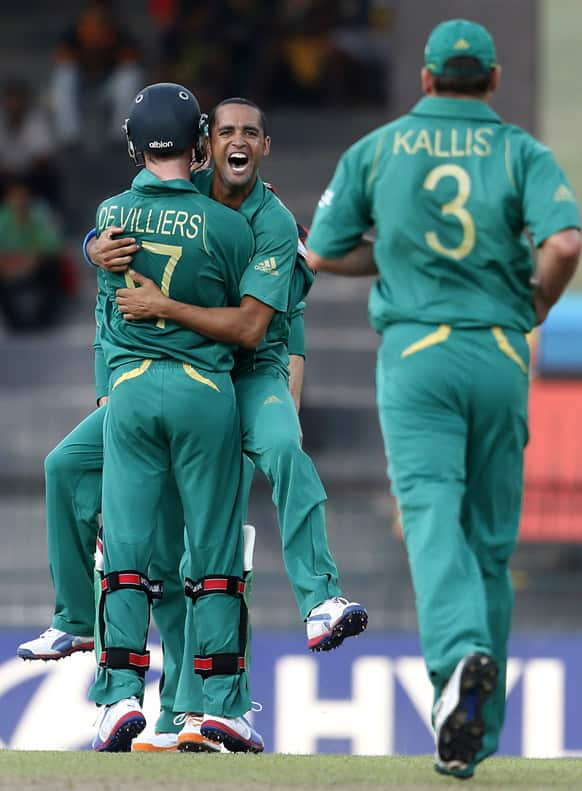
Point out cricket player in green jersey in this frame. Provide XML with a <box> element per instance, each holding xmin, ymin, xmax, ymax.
<box><xmin>107</xmin><ymin>98</ymin><xmax>367</xmax><ymax>748</ymax></box>
<box><xmin>88</xmin><ymin>82</ymin><xmax>266</xmax><ymax>754</ymax></box>
<box><xmin>307</xmin><ymin>19</ymin><xmax>580</xmax><ymax>779</ymax></box>
<box><xmin>105</xmin><ymin>99</ymin><xmax>366</xmax><ymax>641</ymax></box>
<box><xmin>19</xmin><ymin>97</ymin><xmax>367</xmax><ymax>752</ymax></box>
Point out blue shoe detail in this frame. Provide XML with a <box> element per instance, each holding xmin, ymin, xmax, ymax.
<box><xmin>200</xmin><ymin>715</ymin><xmax>264</xmax><ymax>753</ymax></box>
<box><xmin>435</xmin><ymin>653</ymin><xmax>498</xmax><ymax>771</ymax></box>
<box><xmin>17</xmin><ymin>628</ymin><xmax>94</xmax><ymax>661</ymax></box>
<box><xmin>93</xmin><ymin>713</ymin><xmax>146</xmax><ymax>752</ymax></box>
<box><xmin>308</xmin><ymin>604</ymin><xmax>368</xmax><ymax>652</ymax></box>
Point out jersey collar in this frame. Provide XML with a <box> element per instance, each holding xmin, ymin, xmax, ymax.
<box><xmin>190</xmin><ymin>168</ymin><xmax>264</xmax><ymax>220</ymax></box>
<box><xmin>238</xmin><ymin>175</ymin><xmax>266</xmax><ymax>223</ymax></box>
<box><xmin>132</xmin><ymin>168</ymin><xmax>201</xmax><ymax>195</ymax></box>
<box><xmin>410</xmin><ymin>96</ymin><xmax>502</xmax><ymax>123</ymax></box>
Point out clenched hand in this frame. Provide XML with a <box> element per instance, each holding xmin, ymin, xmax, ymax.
<box><xmin>116</xmin><ymin>270</ymin><xmax>169</xmax><ymax>320</ymax></box>
<box><xmin>90</xmin><ymin>226</ymin><xmax>139</xmax><ymax>272</ymax></box>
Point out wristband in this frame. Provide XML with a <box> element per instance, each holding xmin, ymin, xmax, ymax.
<box><xmin>82</xmin><ymin>228</ymin><xmax>97</xmax><ymax>267</ymax></box>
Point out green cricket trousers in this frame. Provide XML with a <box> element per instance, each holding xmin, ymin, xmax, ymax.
<box><xmin>376</xmin><ymin>322</ymin><xmax>529</xmax><ymax>762</ymax></box>
<box><xmin>45</xmin><ymin>406</ymin><xmax>105</xmax><ymax>636</ymax></box>
<box><xmin>174</xmin><ymin>369</ymin><xmax>341</xmax><ymax>714</ymax></box>
<box><xmin>89</xmin><ymin>359</ymin><xmax>250</xmax><ymax>718</ymax></box>
<box><xmin>45</xmin><ymin>403</ymin><xmax>187</xmax><ymax>732</ymax></box>
<box><xmin>235</xmin><ymin>370</ymin><xmax>341</xmax><ymax>619</ymax></box>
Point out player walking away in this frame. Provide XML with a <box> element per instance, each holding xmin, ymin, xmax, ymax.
<box><xmin>88</xmin><ymin>82</ymin><xmax>266</xmax><ymax>754</ymax></box>
<box><xmin>306</xmin><ymin>19</ymin><xmax>580</xmax><ymax>779</ymax></box>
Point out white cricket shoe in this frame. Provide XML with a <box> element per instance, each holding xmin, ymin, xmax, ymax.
<box><xmin>434</xmin><ymin>652</ymin><xmax>498</xmax><ymax>774</ymax></box>
<box><xmin>17</xmin><ymin>627</ymin><xmax>94</xmax><ymax>660</ymax></box>
<box><xmin>175</xmin><ymin>713</ymin><xmax>222</xmax><ymax>753</ymax></box>
<box><xmin>92</xmin><ymin>696</ymin><xmax>146</xmax><ymax>752</ymax></box>
<box><xmin>306</xmin><ymin>597</ymin><xmax>368</xmax><ymax>651</ymax></box>
<box><xmin>131</xmin><ymin>731</ymin><xmax>178</xmax><ymax>752</ymax></box>
<box><xmin>200</xmin><ymin>714</ymin><xmax>264</xmax><ymax>753</ymax></box>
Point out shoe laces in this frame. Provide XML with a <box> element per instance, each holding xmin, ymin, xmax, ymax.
<box><xmin>251</xmin><ymin>701</ymin><xmax>263</xmax><ymax>713</ymax></box>
<box><xmin>173</xmin><ymin>712</ymin><xmax>202</xmax><ymax>727</ymax></box>
<box><xmin>308</xmin><ymin>596</ymin><xmax>350</xmax><ymax>618</ymax></box>
<box><xmin>92</xmin><ymin>704</ymin><xmax>105</xmax><ymax>727</ymax></box>
<box><xmin>333</xmin><ymin>597</ymin><xmax>349</xmax><ymax>605</ymax></box>
<box><xmin>39</xmin><ymin>627</ymin><xmax>61</xmax><ymax>638</ymax></box>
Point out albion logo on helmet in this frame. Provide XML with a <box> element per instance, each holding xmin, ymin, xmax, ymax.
<box><xmin>148</xmin><ymin>140</ymin><xmax>174</xmax><ymax>149</ymax></box>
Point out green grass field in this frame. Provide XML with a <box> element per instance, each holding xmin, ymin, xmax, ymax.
<box><xmin>0</xmin><ymin>753</ymin><xmax>581</xmax><ymax>791</ymax></box>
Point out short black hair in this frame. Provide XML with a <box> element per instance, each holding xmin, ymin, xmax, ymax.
<box><xmin>208</xmin><ymin>97</ymin><xmax>268</xmax><ymax>136</ymax></box>
<box><xmin>433</xmin><ymin>56</ymin><xmax>494</xmax><ymax>96</ymax></box>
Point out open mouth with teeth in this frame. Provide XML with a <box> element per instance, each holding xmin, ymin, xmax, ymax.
<box><xmin>228</xmin><ymin>152</ymin><xmax>250</xmax><ymax>172</ymax></box>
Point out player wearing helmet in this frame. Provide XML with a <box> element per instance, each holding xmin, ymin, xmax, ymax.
<box><xmin>88</xmin><ymin>82</ymin><xmax>265</xmax><ymax>753</ymax></box>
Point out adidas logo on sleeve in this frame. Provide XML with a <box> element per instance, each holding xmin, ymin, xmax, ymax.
<box><xmin>254</xmin><ymin>257</ymin><xmax>279</xmax><ymax>275</ymax></box>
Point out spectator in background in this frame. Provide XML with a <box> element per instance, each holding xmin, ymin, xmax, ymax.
<box><xmin>155</xmin><ymin>1</ymin><xmax>276</xmax><ymax>107</ymax></box>
<box><xmin>329</xmin><ymin>0</ymin><xmax>391</xmax><ymax>104</ymax></box>
<box><xmin>50</xmin><ymin>0</ymin><xmax>143</xmax><ymax>148</ymax></box>
<box><xmin>270</xmin><ymin>0</ymin><xmax>339</xmax><ymax>104</ymax></box>
<box><xmin>0</xmin><ymin>79</ymin><xmax>60</xmax><ymax>208</ymax></box>
<box><xmin>265</xmin><ymin>0</ymin><xmax>390</xmax><ymax>107</ymax></box>
<box><xmin>0</xmin><ymin>178</ymin><xmax>72</xmax><ymax>331</ymax></box>
<box><xmin>147</xmin><ymin>0</ymin><xmax>179</xmax><ymax>81</ymax></box>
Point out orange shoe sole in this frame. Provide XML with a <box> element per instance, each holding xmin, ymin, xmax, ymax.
<box><xmin>131</xmin><ymin>742</ymin><xmax>177</xmax><ymax>752</ymax></box>
<box><xmin>177</xmin><ymin>732</ymin><xmax>221</xmax><ymax>753</ymax></box>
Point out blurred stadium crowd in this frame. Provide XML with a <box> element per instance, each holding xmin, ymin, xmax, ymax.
<box><xmin>1</xmin><ymin>0</ymin><xmax>582</xmax><ymax>636</ymax></box>
<box><xmin>0</xmin><ymin>0</ymin><xmax>391</xmax><ymax>333</ymax></box>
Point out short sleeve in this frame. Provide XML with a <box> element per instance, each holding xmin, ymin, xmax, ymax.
<box><xmin>94</xmin><ymin>339</ymin><xmax>110</xmax><ymax>403</ymax></box>
<box><xmin>521</xmin><ymin>141</ymin><xmax>581</xmax><ymax>246</ymax></box>
<box><xmin>287</xmin><ymin>303</ymin><xmax>306</xmax><ymax>358</ymax></box>
<box><xmin>93</xmin><ymin>277</ymin><xmax>111</xmax><ymax>401</ymax></box>
<box><xmin>239</xmin><ymin>204</ymin><xmax>297</xmax><ymax>313</ymax></box>
<box><xmin>308</xmin><ymin>141</ymin><xmax>374</xmax><ymax>258</ymax></box>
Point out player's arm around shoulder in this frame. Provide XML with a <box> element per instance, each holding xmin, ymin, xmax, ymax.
<box><xmin>87</xmin><ymin>226</ymin><xmax>139</xmax><ymax>273</ymax></box>
<box><xmin>205</xmin><ymin>203</ymin><xmax>274</xmax><ymax>349</ymax></box>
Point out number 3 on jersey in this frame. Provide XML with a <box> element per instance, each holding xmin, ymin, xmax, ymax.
<box><xmin>140</xmin><ymin>241</ymin><xmax>183</xmax><ymax>328</ymax></box>
<box><xmin>423</xmin><ymin>164</ymin><xmax>475</xmax><ymax>261</ymax></box>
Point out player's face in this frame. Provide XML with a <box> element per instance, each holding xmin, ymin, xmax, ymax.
<box><xmin>210</xmin><ymin>104</ymin><xmax>270</xmax><ymax>190</ymax></box>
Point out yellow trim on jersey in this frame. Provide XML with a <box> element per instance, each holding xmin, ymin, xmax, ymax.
<box><xmin>491</xmin><ymin>327</ymin><xmax>528</xmax><ymax>373</ymax></box>
<box><xmin>401</xmin><ymin>324</ymin><xmax>452</xmax><ymax>358</ymax></box>
<box><xmin>505</xmin><ymin>137</ymin><xmax>516</xmax><ymax>191</ymax></box>
<box><xmin>201</xmin><ymin>212</ymin><xmax>209</xmax><ymax>256</ymax></box>
<box><xmin>112</xmin><ymin>358</ymin><xmax>152</xmax><ymax>390</ymax></box>
<box><xmin>182</xmin><ymin>363</ymin><xmax>220</xmax><ymax>392</ymax></box>
<box><xmin>366</xmin><ymin>131</ymin><xmax>387</xmax><ymax>194</ymax></box>
<box><xmin>123</xmin><ymin>272</ymin><xmax>136</xmax><ymax>288</ymax></box>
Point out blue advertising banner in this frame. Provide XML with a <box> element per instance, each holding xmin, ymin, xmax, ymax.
<box><xmin>1</xmin><ymin>629</ymin><xmax>582</xmax><ymax>755</ymax></box>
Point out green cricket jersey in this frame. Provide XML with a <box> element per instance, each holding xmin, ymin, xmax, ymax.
<box><xmin>93</xmin><ymin>270</ymin><xmax>109</xmax><ymax>402</ymax></box>
<box><xmin>309</xmin><ymin>96</ymin><xmax>581</xmax><ymax>333</ymax></box>
<box><xmin>193</xmin><ymin>169</ymin><xmax>312</xmax><ymax>379</ymax></box>
<box><xmin>97</xmin><ymin>168</ymin><xmax>254</xmax><ymax>373</ymax></box>
<box><xmin>288</xmin><ymin>302</ymin><xmax>306</xmax><ymax>358</ymax></box>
